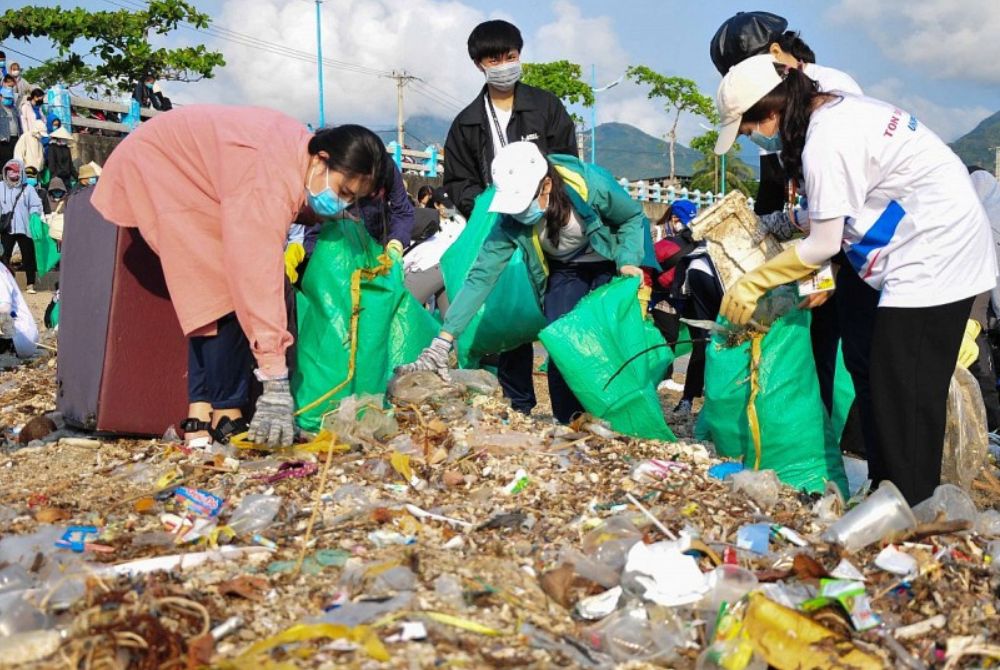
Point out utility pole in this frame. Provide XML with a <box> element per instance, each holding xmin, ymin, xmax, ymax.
<box><xmin>388</xmin><ymin>71</ymin><xmax>416</xmax><ymax>149</ymax></box>
<box><xmin>315</xmin><ymin>0</ymin><xmax>325</xmax><ymax>128</ymax></box>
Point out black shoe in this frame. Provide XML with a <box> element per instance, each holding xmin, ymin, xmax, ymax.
<box><xmin>211</xmin><ymin>417</ymin><xmax>250</xmax><ymax>444</ymax></box>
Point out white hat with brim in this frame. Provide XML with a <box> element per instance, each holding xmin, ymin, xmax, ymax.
<box><xmin>488</xmin><ymin>141</ymin><xmax>550</xmax><ymax>214</ymax></box>
<box><xmin>49</xmin><ymin>126</ymin><xmax>74</xmax><ymax>142</ymax></box>
<box><xmin>714</xmin><ymin>54</ymin><xmax>784</xmax><ymax>155</ymax></box>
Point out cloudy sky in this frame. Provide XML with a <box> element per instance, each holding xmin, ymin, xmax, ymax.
<box><xmin>4</xmin><ymin>0</ymin><xmax>999</xmax><ymax>146</ymax></box>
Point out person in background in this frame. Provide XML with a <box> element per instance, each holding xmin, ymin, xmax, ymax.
<box><xmin>19</xmin><ymin>88</ymin><xmax>44</xmax><ymax>148</ymax></box>
<box><xmin>401</xmin><ymin>142</ymin><xmax>648</xmax><ymax>424</ymax></box>
<box><xmin>711</xmin><ymin>10</ymin><xmax>870</xmax><ymax>451</ymax></box>
<box><xmin>13</xmin><ymin>119</ymin><xmax>46</xmax><ymax>173</ymax></box>
<box><xmin>0</xmin><ymin>159</ymin><xmax>43</xmax><ymax>294</ymax></box>
<box><xmin>132</xmin><ymin>74</ymin><xmax>172</xmax><ymax>111</ymax></box>
<box><xmin>7</xmin><ymin>64</ymin><xmax>30</xmax><ymax>102</ymax></box>
<box><xmin>714</xmin><ymin>55</ymin><xmax>996</xmax><ymax>504</ymax></box>
<box><xmin>0</xmin><ymin>52</ymin><xmax>6</xmax><ymax>79</ymax></box>
<box><xmin>43</xmin><ymin>176</ymin><xmax>67</xmax><ymax>245</ymax></box>
<box><xmin>404</xmin><ymin>187</ymin><xmax>467</xmax><ymax>318</ymax></box>
<box><xmin>967</xmin><ymin>165</ymin><xmax>1000</xmax><ymax>432</ymax></box>
<box><xmin>23</xmin><ymin>166</ymin><xmax>47</xmax><ymax>214</ymax></box>
<box><xmin>76</xmin><ymin>162</ymin><xmax>100</xmax><ymax>188</ymax></box>
<box><xmin>0</xmin><ymin>79</ymin><xmax>20</xmax><ymax>166</ymax></box>
<box><xmin>0</xmin><ymin>261</ymin><xmax>38</xmax><ymax>359</ymax></box>
<box><xmin>416</xmin><ymin>185</ymin><xmax>434</xmax><ymax>208</ymax></box>
<box><xmin>92</xmin><ymin>108</ymin><xmax>388</xmax><ymax>449</ymax></box>
<box><xmin>444</xmin><ymin>19</ymin><xmax>579</xmax><ymax>416</ymax></box>
<box><xmin>46</xmin><ymin>126</ymin><xmax>76</xmax><ymax>185</ymax></box>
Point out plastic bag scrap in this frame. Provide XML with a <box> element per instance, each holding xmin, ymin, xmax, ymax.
<box><xmin>695</xmin><ymin>301</ymin><xmax>848</xmax><ymax>495</ymax></box>
<box><xmin>540</xmin><ymin>277</ymin><xmax>676</xmax><ymax>441</ymax></box>
<box><xmin>942</xmin><ymin>365</ymin><xmax>988</xmax><ymax>491</ymax></box>
<box><xmin>323</xmin><ymin>394</ymin><xmax>397</xmax><ymax>447</ymax></box>
<box><xmin>216</xmin><ymin>622</ymin><xmax>389</xmax><ymax>666</ymax></box>
<box><xmin>293</xmin><ymin>217</ymin><xmax>439</xmax><ymax>432</ymax></box>
<box><xmin>440</xmin><ymin>186</ymin><xmax>548</xmax><ymax>367</ymax></box>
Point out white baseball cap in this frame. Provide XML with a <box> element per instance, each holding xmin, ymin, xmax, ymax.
<box><xmin>488</xmin><ymin>141</ymin><xmax>549</xmax><ymax>214</ymax></box>
<box><xmin>714</xmin><ymin>54</ymin><xmax>784</xmax><ymax>155</ymax></box>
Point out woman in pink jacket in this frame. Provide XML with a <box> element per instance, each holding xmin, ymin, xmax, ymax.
<box><xmin>92</xmin><ymin>106</ymin><xmax>387</xmax><ymax>447</ymax></box>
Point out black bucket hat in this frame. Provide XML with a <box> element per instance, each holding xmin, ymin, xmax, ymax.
<box><xmin>710</xmin><ymin>11</ymin><xmax>788</xmax><ymax>75</ymax></box>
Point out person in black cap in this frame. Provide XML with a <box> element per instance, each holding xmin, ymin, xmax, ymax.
<box><xmin>403</xmin><ymin>187</ymin><xmax>467</xmax><ymax>319</ymax></box>
<box><xmin>710</xmin><ymin>11</ymin><xmax>872</xmax><ymax>459</ymax></box>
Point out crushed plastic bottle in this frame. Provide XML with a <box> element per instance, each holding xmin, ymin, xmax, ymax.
<box><xmin>584</xmin><ymin>607</ymin><xmax>683</xmax><ymax>664</ymax></box>
<box><xmin>324</xmin><ymin>394</ymin><xmax>397</xmax><ymax>446</ymax></box>
<box><xmin>228</xmin><ymin>494</ymin><xmax>282</xmax><ymax>536</ymax></box>
<box><xmin>912</xmin><ymin>483</ymin><xmax>977</xmax><ymax>524</ymax></box>
<box><xmin>729</xmin><ymin>469</ymin><xmax>782</xmax><ymax>510</ymax></box>
<box><xmin>388</xmin><ymin>371</ymin><xmax>462</xmax><ymax>406</ymax></box>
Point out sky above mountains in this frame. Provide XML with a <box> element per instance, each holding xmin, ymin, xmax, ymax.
<box><xmin>6</xmin><ymin>0</ymin><xmax>999</xmax><ymax>147</ymax></box>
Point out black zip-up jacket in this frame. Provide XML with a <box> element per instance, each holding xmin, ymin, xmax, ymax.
<box><xmin>443</xmin><ymin>82</ymin><xmax>577</xmax><ymax>219</ymax></box>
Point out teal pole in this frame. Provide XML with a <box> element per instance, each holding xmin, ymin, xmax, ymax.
<box><xmin>315</xmin><ymin>0</ymin><xmax>326</xmax><ymax>128</ymax></box>
<box><xmin>721</xmin><ymin>152</ymin><xmax>727</xmax><ymax>194</ymax></box>
<box><xmin>590</xmin><ymin>64</ymin><xmax>597</xmax><ymax>163</ymax></box>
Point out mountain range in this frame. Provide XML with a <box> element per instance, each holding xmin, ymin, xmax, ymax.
<box><xmin>950</xmin><ymin>110</ymin><xmax>1000</xmax><ymax>171</ymax></box>
<box><xmin>383</xmin><ymin>115</ymin><xmax>760</xmax><ymax>182</ymax></box>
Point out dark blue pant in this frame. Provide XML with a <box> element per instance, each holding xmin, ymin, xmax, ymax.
<box><xmin>498</xmin><ymin>343</ymin><xmax>537</xmax><ymax>414</ymax></box>
<box><xmin>544</xmin><ymin>260</ymin><xmax>616</xmax><ymax>423</ymax></box>
<box><xmin>188</xmin><ymin>312</ymin><xmax>254</xmax><ymax>410</ymax></box>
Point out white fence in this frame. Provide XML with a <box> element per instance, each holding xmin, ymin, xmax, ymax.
<box><xmin>618</xmin><ymin>178</ymin><xmax>757</xmax><ymax>212</ymax></box>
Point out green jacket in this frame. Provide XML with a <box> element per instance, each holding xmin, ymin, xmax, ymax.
<box><xmin>442</xmin><ymin>154</ymin><xmax>652</xmax><ymax>337</ymax></box>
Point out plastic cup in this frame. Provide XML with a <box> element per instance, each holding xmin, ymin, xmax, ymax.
<box><xmin>912</xmin><ymin>483</ymin><xmax>977</xmax><ymax>524</ymax></box>
<box><xmin>821</xmin><ymin>481</ymin><xmax>917</xmax><ymax>553</ymax></box>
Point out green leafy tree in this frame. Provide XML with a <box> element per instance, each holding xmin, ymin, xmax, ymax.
<box><xmin>0</xmin><ymin>1</ymin><xmax>225</xmax><ymax>95</ymax></box>
<box><xmin>687</xmin><ymin>130</ymin><xmax>756</xmax><ymax>197</ymax></box>
<box><xmin>626</xmin><ymin>66</ymin><xmax>716</xmax><ymax>183</ymax></box>
<box><xmin>522</xmin><ymin>60</ymin><xmax>594</xmax><ymax>123</ymax></box>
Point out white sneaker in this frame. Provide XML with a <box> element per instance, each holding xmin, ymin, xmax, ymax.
<box><xmin>26</xmin><ymin>285</ymin><xmax>36</xmax><ymax>294</ymax></box>
<box><xmin>657</xmin><ymin>379</ymin><xmax>684</xmax><ymax>393</ymax></box>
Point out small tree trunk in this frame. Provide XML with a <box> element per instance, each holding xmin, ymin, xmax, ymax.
<box><xmin>668</xmin><ymin>110</ymin><xmax>681</xmax><ymax>183</ymax></box>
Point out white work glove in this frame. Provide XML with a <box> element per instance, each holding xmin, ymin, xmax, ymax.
<box><xmin>248</xmin><ymin>379</ymin><xmax>295</xmax><ymax>448</ymax></box>
<box><xmin>395</xmin><ymin>336</ymin><xmax>453</xmax><ymax>381</ymax></box>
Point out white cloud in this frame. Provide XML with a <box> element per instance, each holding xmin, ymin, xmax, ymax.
<box><xmin>865</xmin><ymin>77</ymin><xmax>991</xmax><ymax>142</ymax></box>
<box><xmin>828</xmin><ymin>0</ymin><xmax>1000</xmax><ymax>84</ymax></box>
<box><xmin>167</xmin><ymin>0</ymin><xmax>711</xmax><ymax>149</ymax></box>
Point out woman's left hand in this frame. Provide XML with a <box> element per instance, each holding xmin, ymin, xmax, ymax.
<box><xmin>620</xmin><ymin>265</ymin><xmax>643</xmax><ymax>278</ymax></box>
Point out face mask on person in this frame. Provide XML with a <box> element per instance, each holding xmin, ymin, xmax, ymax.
<box><xmin>26</xmin><ymin>177</ymin><xmax>37</xmax><ymax>187</ymax></box>
<box><xmin>145</xmin><ymin>82</ymin><xmax>154</xmax><ymax>89</ymax></box>
<box><xmin>750</xmin><ymin>122</ymin><xmax>782</xmax><ymax>152</ymax></box>
<box><xmin>9</xmin><ymin>70</ymin><xmax>19</xmax><ymax>79</ymax></box>
<box><xmin>0</xmin><ymin>60</ymin><xmax>5</xmax><ymax>68</ymax></box>
<box><xmin>512</xmin><ymin>199</ymin><xmax>544</xmax><ymax>225</ymax></box>
<box><xmin>50</xmin><ymin>190</ymin><xmax>65</xmax><ymax>199</ymax></box>
<box><xmin>484</xmin><ymin>61</ymin><xmax>522</xmax><ymax>92</ymax></box>
<box><xmin>305</xmin><ymin>163</ymin><xmax>349</xmax><ymax>219</ymax></box>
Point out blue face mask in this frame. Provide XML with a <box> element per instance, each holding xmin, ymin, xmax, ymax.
<box><xmin>26</xmin><ymin>177</ymin><xmax>37</xmax><ymax>187</ymax></box>
<box><xmin>750</xmin><ymin>123</ymin><xmax>782</xmax><ymax>152</ymax></box>
<box><xmin>145</xmin><ymin>82</ymin><xmax>154</xmax><ymax>89</ymax></box>
<box><xmin>305</xmin><ymin>164</ymin><xmax>349</xmax><ymax>219</ymax></box>
<box><xmin>512</xmin><ymin>199</ymin><xmax>544</xmax><ymax>225</ymax></box>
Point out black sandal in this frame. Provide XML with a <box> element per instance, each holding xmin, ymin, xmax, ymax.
<box><xmin>211</xmin><ymin>417</ymin><xmax>249</xmax><ymax>445</ymax></box>
<box><xmin>180</xmin><ymin>418</ymin><xmax>212</xmax><ymax>435</ymax></box>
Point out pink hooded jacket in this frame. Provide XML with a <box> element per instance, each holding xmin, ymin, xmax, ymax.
<box><xmin>92</xmin><ymin>105</ymin><xmax>312</xmax><ymax>377</ymax></box>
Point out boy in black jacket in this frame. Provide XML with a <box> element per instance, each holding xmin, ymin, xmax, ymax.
<box><xmin>443</xmin><ymin>19</ymin><xmax>577</xmax><ymax>415</ymax></box>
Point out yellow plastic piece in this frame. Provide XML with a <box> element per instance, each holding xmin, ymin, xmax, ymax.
<box><xmin>225</xmin><ymin>623</ymin><xmax>390</xmax><ymax>666</ymax></box>
<box><xmin>390</xmin><ymin>451</ymin><xmax>414</xmax><ymax>483</ymax></box>
<box><xmin>743</xmin><ymin>593</ymin><xmax>882</xmax><ymax>670</ymax></box>
<box><xmin>637</xmin><ymin>284</ymin><xmax>652</xmax><ymax>318</ymax></box>
<box><xmin>423</xmin><ymin>612</ymin><xmax>503</xmax><ymax>636</ymax></box>
<box><xmin>959</xmin><ymin>319</ymin><xmax>982</xmax><ymax>368</ymax></box>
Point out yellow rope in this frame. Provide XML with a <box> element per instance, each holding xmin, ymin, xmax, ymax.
<box><xmin>746</xmin><ymin>333</ymin><xmax>764</xmax><ymax>470</ymax></box>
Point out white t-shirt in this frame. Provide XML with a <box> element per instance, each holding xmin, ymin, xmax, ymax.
<box><xmin>803</xmin><ymin>94</ymin><xmax>997</xmax><ymax>308</ymax></box>
<box><xmin>404</xmin><ymin>214</ymin><xmax>466</xmax><ymax>273</ymax></box>
<box><xmin>484</xmin><ymin>94</ymin><xmax>512</xmax><ymax>153</ymax></box>
<box><xmin>803</xmin><ymin>63</ymin><xmax>862</xmax><ymax>96</ymax></box>
<box><xmin>537</xmin><ymin>209</ymin><xmax>604</xmax><ymax>263</ymax></box>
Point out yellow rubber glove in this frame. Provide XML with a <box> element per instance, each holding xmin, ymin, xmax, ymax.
<box><xmin>386</xmin><ymin>239</ymin><xmax>404</xmax><ymax>262</ymax></box>
<box><xmin>284</xmin><ymin>242</ymin><xmax>305</xmax><ymax>283</ymax></box>
<box><xmin>720</xmin><ymin>246</ymin><xmax>820</xmax><ymax>326</ymax></box>
<box><xmin>958</xmin><ymin>319</ymin><xmax>982</xmax><ymax>368</ymax></box>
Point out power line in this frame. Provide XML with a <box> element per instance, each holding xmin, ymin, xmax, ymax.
<box><xmin>0</xmin><ymin>43</ymin><xmax>47</xmax><ymax>65</ymax></box>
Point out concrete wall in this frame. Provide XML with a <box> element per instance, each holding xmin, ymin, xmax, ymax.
<box><xmin>71</xmin><ymin>133</ymin><xmax>123</xmax><ymax>167</ymax></box>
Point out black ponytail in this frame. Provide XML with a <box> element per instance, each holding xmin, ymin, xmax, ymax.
<box><xmin>542</xmin><ymin>164</ymin><xmax>572</xmax><ymax>247</ymax></box>
<box><xmin>742</xmin><ymin>67</ymin><xmax>826</xmax><ymax>185</ymax></box>
<box><xmin>308</xmin><ymin>124</ymin><xmax>388</xmax><ymax>196</ymax></box>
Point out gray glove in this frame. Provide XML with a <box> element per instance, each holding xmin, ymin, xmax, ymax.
<box><xmin>0</xmin><ymin>312</ymin><xmax>14</xmax><ymax>339</ymax></box>
<box><xmin>248</xmin><ymin>379</ymin><xmax>295</xmax><ymax>448</ymax></box>
<box><xmin>395</xmin><ymin>336</ymin><xmax>453</xmax><ymax>380</ymax></box>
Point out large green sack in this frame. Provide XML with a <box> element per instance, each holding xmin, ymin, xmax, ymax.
<box><xmin>293</xmin><ymin>219</ymin><xmax>440</xmax><ymax>432</ymax></box>
<box><xmin>440</xmin><ymin>186</ymin><xmax>547</xmax><ymax>367</ymax></box>
<box><xmin>695</xmin><ymin>308</ymin><xmax>849</xmax><ymax>495</ymax></box>
<box><xmin>540</xmin><ymin>277</ymin><xmax>676</xmax><ymax>441</ymax></box>
<box><xmin>829</xmin><ymin>347</ymin><xmax>856</xmax><ymax>446</ymax></box>
<box><xmin>28</xmin><ymin>213</ymin><xmax>59</xmax><ymax>278</ymax></box>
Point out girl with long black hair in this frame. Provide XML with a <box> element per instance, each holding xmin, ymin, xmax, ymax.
<box><xmin>713</xmin><ymin>55</ymin><xmax>996</xmax><ymax>504</ymax></box>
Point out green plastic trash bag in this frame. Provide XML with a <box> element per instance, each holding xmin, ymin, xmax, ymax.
<box><xmin>293</xmin><ymin>218</ymin><xmax>440</xmax><ymax>432</ymax></box>
<box><xmin>540</xmin><ymin>276</ymin><xmax>676</xmax><ymax>441</ymax></box>
<box><xmin>828</xmin><ymin>347</ymin><xmax>856</xmax><ymax>447</ymax></box>
<box><xmin>695</xmin><ymin>307</ymin><xmax>849</xmax><ymax>495</ymax></box>
<box><xmin>440</xmin><ymin>186</ymin><xmax>547</xmax><ymax>367</ymax></box>
<box><xmin>28</xmin><ymin>213</ymin><xmax>59</xmax><ymax>279</ymax></box>
<box><xmin>674</xmin><ymin>323</ymin><xmax>693</xmax><ymax>358</ymax></box>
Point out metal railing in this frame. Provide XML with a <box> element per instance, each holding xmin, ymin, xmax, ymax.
<box><xmin>617</xmin><ymin>178</ymin><xmax>760</xmax><ymax>212</ymax></box>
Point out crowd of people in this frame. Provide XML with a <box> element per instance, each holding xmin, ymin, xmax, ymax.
<box><xmin>5</xmin><ymin>11</ymin><xmax>1000</xmax><ymax>508</ymax></box>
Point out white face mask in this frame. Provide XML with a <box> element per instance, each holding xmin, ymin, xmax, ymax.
<box><xmin>484</xmin><ymin>61</ymin><xmax>521</xmax><ymax>92</ymax></box>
